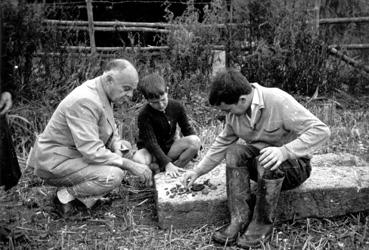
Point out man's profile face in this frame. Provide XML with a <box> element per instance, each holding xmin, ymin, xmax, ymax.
<box><xmin>108</xmin><ymin>68</ymin><xmax>138</xmax><ymax>103</ymax></box>
<box><xmin>147</xmin><ymin>92</ymin><xmax>168</xmax><ymax>112</ymax></box>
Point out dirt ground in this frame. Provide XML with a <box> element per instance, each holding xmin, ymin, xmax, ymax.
<box><xmin>0</xmin><ymin>164</ymin><xmax>166</xmax><ymax>249</ymax></box>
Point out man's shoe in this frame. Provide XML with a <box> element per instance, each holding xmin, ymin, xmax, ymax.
<box><xmin>52</xmin><ymin>196</ymin><xmax>76</xmax><ymax>218</ymax></box>
<box><xmin>237</xmin><ymin>176</ymin><xmax>284</xmax><ymax>248</ymax></box>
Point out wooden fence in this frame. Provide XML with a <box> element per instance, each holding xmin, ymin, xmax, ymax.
<box><xmin>313</xmin><ymin>0</ymin><xmax>369</xmax><ymax>74</ymax></box>
<box><xmin>41</xmin><ymin>0</ymin><xmax>247</xmax><ymax>54</ymax></box>
<box><xmin>41</xmin><ymin>0</ymin><xmax>369</xmax><ymax>74</ymax></box>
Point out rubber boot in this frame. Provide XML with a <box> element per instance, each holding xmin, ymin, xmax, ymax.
<box><xmin>212</xmin><ymin>165</ymin><xmax>252</xmax><ymax>245</ymax></box>
<box><xmin>237</xmin><ymin>172</ymin><xmax>284</xmax><ymax>248</ymax></box>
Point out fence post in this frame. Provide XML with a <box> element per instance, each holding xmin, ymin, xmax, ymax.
<box><xmin>313</xmin><ymin>0</ymin><xmax>320</xmax><ymax>38</ymax></box>
<box><xmin>86</xmin><ymin>0</ymin><xmax>96</xmax><ymax>54</ymax></box>
<box><xmin>225</xmin><ymin>0</ymin><xmax>232</xmax><ymax>67</ymax></box>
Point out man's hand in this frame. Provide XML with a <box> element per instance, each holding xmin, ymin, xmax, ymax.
<box><xmin>113</xmin><ymin>149</ymin><xmax>123</xmax><ymax>157</ymax></box>
<box><xmin>259</xmin><ymin>147</ymin><xmax>286</xmax><ymax>171</ymax></box>
<box><xmin>165</xmin><ymin>162</ymin><xmax>186</xmax><ymax>178</ymax></box>
<box><xmin>129</xmin><ymin>161</ymin><xmax>153</xmax><ymax>187</ymax></box>
<box><xmin>0</xmin><ymin>92</ymin><xmax>12</xmax><ymax>115</ymax></box>
<box><xmin>181</xmin><ymin>169</ymin><xmax>200</xmax><ymax>189</ymax></box>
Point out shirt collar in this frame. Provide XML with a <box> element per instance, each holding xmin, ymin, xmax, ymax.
<box><xmin>249</xmin><ymin>83</ymin><xmax>263</xmax><ymax>115</ymax></box>
<box><xmin>249</xmin><ymin>83</ymin><xmax>264</xmax><ymax>128</ymax></box>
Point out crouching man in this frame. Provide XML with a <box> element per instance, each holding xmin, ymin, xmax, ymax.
<box><xmin>29</xmin><ymin>59</ymin><xmax>152</xmax><ymax>216</ymax></box>
<box><xmin>183</xmin><ymin>68</ymin><xmax>330</xmax><ymax>248</ymax></box>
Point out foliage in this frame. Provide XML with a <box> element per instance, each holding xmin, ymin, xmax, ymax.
<box><xmin>1</xmin><ymin>0</ymin><xmax>368</xmax><ymax>157</ymax></box>
<box><xmin>159</xmin><ymin>0</ymin><xmax>228</xmax><ymax>100</ymax></box>
<box><xmin>233</xmin><ymin>0</ymin><xmax>369</xmax><ymax>96</ymax></box>
<box><xmin>1</xmin><ymin>2</ymin><xmax>369</xmax><ymax>249</ymax></box>
<box><xmin>1</xmin><ymin>102</ymin><xmax>369</xmax><ymax>249</ymax></box>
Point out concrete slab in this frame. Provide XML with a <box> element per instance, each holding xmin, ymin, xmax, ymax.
<box><xmin>154</xmin><ymin>153</ymin><xmax>369</xmax><ymax>229</ymax></box>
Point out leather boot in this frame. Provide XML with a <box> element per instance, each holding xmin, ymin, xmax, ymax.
<box><xmin>212</xmin><ymin>165</ymin><xmax>252</xmax><ymax>245</ymax></box>
<box><xmin>237</xmin><ymin>174</ymin><xmax>284</xmax><ymax>248</ymax></box>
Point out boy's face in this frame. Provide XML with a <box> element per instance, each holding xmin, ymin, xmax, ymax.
<box><xmin>147</xmin><ymin>93</ymin><xmax>168</xmax><ymax>112</ymax></box>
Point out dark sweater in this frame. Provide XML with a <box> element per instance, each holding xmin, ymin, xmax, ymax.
<box><xmin>137</xmin><ymin>99</ymin><xmax>196</xmax><ymax>171</ymax></box>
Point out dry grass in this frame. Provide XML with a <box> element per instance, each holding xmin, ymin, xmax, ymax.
<box><xmin>1</xmin><ymin>98</ymin><xmax>369</xmax><ymax>250</ymax></box>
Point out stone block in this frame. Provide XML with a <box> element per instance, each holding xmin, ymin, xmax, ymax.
<box><xmin>154</xmin><ymin>153</ymin><xmax>369</xmax><ymax>229</ymax></box>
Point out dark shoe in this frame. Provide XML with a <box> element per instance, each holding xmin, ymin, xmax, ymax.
<box><xmin>0</xmin><ymin>226</ymin><xmax>10</xmax><ymax>242</ymax></box>
<box><xmin>212</xmin><ymin>219</ymin><xmax>244</xmax><ymax>245</ymax></box>
<box><xmin>52</xmin><ymin>196</ymin><xmax>77</xmax><ymax>218</ymax></box>
<box><xmin>212</xmin><ymin>163</ymin><xmax>252</xmax><ymax>245</ymax></box>
<box><xmin>237</xmin><ymin>176</ymin><xmax>284</xmax><ymax>248</ymax></box>
<box><xmin>91</xmin><ymin>197</ymin><xmax>113</xmax><ymax>210</ymax></box>
<box><xmin>237</xmin><ymin>222</ymin><xmax>273</xmax><ymax>248</ymax></box>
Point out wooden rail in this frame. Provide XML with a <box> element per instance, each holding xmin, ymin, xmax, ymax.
<box><xmin>313</xmin><ymin>0</ymin><xmax>369</xmax><ymax>74</ymax></box>
<box><xmin>328</xmin><ymin>47</ymin><xmax>369</xmax><ymax>74</ymax></box>
<box><xmin>320</xmin><ymin>16</ymin><xmax>369</xmax><ymax>24</ymax></box>
<box><xmin>329</xmin><ymin>44</ymin><xmax>369</xmax><ymax>50</ymax></box>
<box><xmin>60</xmin><ymin>44</ymin><xmax>228</xmax><ymax>52</ymax></box>
<box><xmin>43</xmin><ymin>19</ymin><xmax>248</xmax><ymax>29</ymax></box>
<box><xmin>55</xmin><ymin>26</ymin><xmax>170</xmax><ymax>33</ymax></box>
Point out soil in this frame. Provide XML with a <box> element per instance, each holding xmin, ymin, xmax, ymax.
<box><xmin>0</xmin><ymin>165</ymin><xmax>159</xmax><ymax>249</ymax></box>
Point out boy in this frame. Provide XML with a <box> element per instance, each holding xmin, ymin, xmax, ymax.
<box><xmin>133</xmin><ymin>73</ymin><xmax>201</xmax><ymax>178</ymax></box>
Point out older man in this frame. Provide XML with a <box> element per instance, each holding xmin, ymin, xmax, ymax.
<box><xmin>29</xmin><ymin>59</ymin><xmax>152</xmax><ymax>216</ymax></box>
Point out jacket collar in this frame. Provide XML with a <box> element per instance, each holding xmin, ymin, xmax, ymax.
<box><xmin>96</xmin><ymin>76</ymin><xmax>115</xmax><ymax>128</ymax></box>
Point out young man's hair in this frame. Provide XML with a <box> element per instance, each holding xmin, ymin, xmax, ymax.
<box><xmin>209</xmin><ymin>68</ymin><xmax>252</xmax><ymax>106</ymax></box>
<box><xmin>139</xmin><ymin>73</ymin><xmax>167</xmax><ymax>100</ymax></box>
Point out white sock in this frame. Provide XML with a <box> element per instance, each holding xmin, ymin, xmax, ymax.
<box><xmin>57</xmin><ymin>188</ymin><xmax>75</xmax><ymax>204</ymax></box>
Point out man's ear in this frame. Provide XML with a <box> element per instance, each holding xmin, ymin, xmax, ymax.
<box><xmin>105</xmin><ymin>74</ymin><xmax>113</xmax><ymax>85</ymax></box>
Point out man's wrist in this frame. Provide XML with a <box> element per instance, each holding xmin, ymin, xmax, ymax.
<box><xmin>121</xmin><ymin>158</ymin><xmax>133</xmax><ymax>171</ymax></box>
<box><xmin>192</xmin><ymin>166</ymin><xmax>204</xmax><ymax>177</ymax></box>
<box><xmin>279</xmin><ymin>146</ymin><xmax>290</xmax><ymax>161</ymax></box>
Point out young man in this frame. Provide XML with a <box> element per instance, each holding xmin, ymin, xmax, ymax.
<box><xmin>183</xmin><ymin>68</ymin><xmax>330</xmax><ymax>248</ymax></box>
<box><xmin>133</xmin><ymin>73</ymin><xmax>201</xmax><ymax>178</ymax></box>
<box><xmin>29</xmin><ymin>59</ymin><xmax>153</xmax><ymax>216</ymax></box>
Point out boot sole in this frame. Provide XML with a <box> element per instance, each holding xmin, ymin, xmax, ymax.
<box><xmin>237</xmin><ymin>234</ymin><xmax>272</xmax><ymax>248</ymax></box>
<box><xmin>212</xmin><ymin>235</ymin><xmax>237</xmax><ymax>246</ymax></box>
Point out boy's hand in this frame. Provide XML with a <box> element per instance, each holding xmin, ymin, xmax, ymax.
<box><xmin>165</xmin><ymin>162</ymin><xmax>186</xmax><ymax>178</ymax></box>
<box><xmin>181</xmin><ymin>170</ymin><xmax>200</xmax><ymax>189</ymax></box>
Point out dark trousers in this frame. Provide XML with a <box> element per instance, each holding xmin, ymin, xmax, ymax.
<box><xmin>226</xmin><ymin>144</ymin><xmax>311</xmax><ymax>190</ymax></box>
<box><xmin>0</xmin><ymin>115</ymin><xmax>21</xmax><ymax>190</ymax></box>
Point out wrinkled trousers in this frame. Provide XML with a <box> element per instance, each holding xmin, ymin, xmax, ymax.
<box><xmin>41</xmin><ymin>157</ymin><xmax>125</xmax><ymax>199</ymax></box>
<box><xmin>226</xmin><ymin>144</ymin><xmax>311</xmax><ymax>190</ymax></box>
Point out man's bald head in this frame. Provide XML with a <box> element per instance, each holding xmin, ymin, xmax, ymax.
<box><xmin>102</xmin><ymin>59</ymin><xmax>139</xmax><ymax>103</ymax></box>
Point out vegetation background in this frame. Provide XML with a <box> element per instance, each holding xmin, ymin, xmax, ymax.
<box><xmin>1</xmin><ymin>0</ymin><xmax>369</xmax><ymax>249</ymax></box>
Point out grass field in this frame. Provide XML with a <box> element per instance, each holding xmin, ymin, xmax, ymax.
<box><xmin>1</xmin><ymin>96</ymin><xmax>369</xmax><ymax>250</ymax></box>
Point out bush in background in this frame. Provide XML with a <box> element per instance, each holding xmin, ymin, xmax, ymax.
<box><xmin>2</xmin><ymin>0</ymin><xmax>369</xmax><ymax>157</ymax></box>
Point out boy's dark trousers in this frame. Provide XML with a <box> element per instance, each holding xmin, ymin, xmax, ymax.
<box><xmin>212</xmin><ymin>144</ymin><xmax>311</xmax><ymax>247</ymax></box>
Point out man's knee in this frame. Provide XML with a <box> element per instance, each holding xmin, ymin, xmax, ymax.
<box><xmin>132</xmin><ymin>148</ymin><xmax>152</xmax><ymax>165</ymax></box>
<box><xmin>187</xmin><ymin>135</ymin><xmax>201</xmax><ymax>150</ymax></box>
<box><xmin>101</xmin><ymin>167</ymin><xmax>125</xmax><ymax>187</ymax></box>
<box><xmin>226</xmin><ymin>144</ymin><xmax>247</xmax><ymax>167</ymax></box>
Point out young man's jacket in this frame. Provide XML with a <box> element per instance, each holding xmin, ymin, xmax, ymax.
<box><xmin>136</xmin><ymin>99</ymin><xmax>196</xmax><ymax>169</ymax></box>
<box><xmin>196</xmin><ymin>83</ymin><xmax>331</xmax><ymax>174</ymax></box>
<box><xmin>29</xmin><ymin>77</ymin><xmax>123</xmax><ymax>179</ymax></box>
